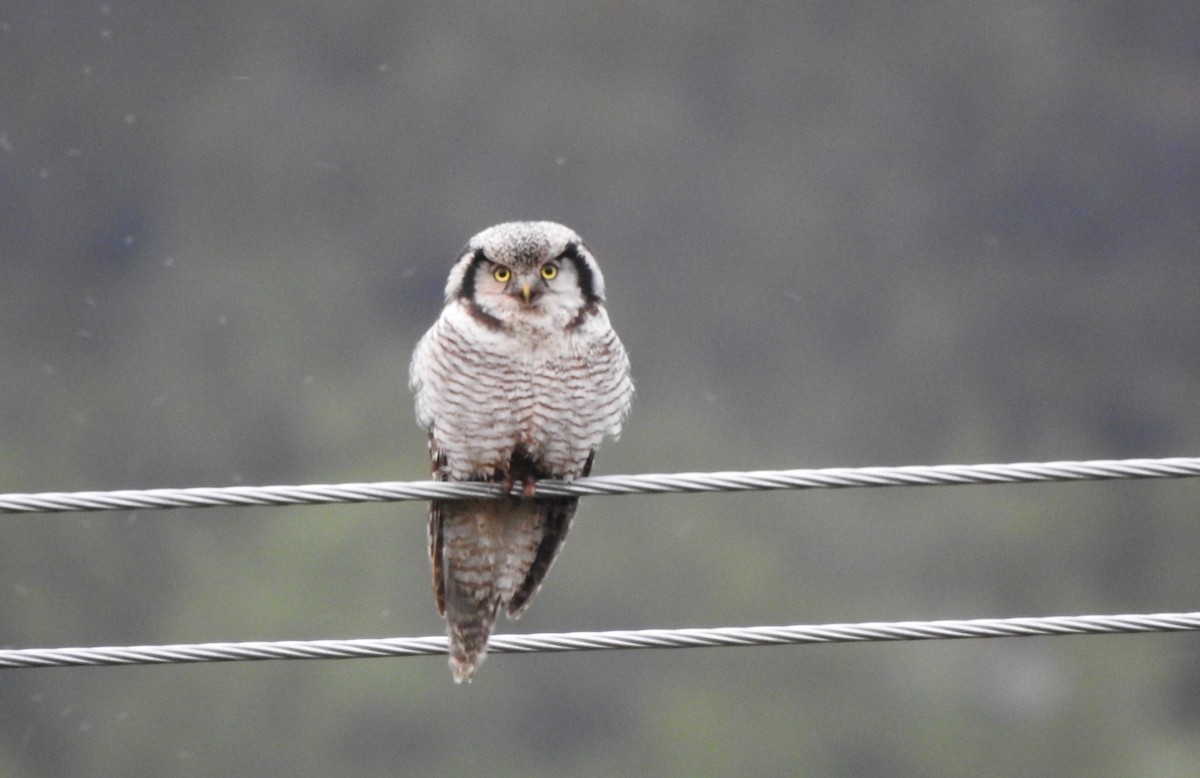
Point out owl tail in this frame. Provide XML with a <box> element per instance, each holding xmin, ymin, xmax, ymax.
<box><xmin>438</xmin><ymin>518</ymin><xmax>502</xmax><ymax>683</ymax></box>
<box><xmin>434</xmin><ymin>501</ymin><xmax>518</xmax><ymax>683</ymax></box>
<box><xmin>444</xmin><ymin>595</ymin><xmax>499</xmax><ymax>683</ymax></box>
<box><xmin>431</xmin><ymin>497</ymin><xmax>576</xmax><ymax>683</ymax></box>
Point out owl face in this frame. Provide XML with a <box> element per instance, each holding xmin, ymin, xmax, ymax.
<box><xmin>443</xmin><ymin>222</ymin><xmax>606</xmax><ymax>330</ymax></box>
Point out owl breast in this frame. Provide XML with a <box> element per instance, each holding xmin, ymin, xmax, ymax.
<box><xmin>411</xmin><ymin>299</ymin><xmax>632</xmax><ymax>482</ymax></box>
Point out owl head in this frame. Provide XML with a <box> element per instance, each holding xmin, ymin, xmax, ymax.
<box><xmin>443</xmin><ymin>222</ymin><xmax>607</xmax><ymax>328</ymax></box>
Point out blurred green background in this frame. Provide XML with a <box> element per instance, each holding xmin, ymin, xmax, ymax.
<box><xmin>3</xmin><ymin>2</ymin><xmax>1200</xmax><ymax>776</ymax></box>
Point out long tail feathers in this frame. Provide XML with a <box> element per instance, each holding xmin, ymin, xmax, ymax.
<box><xmin>431</xmin><ymin>497</ymin><xmax>576</xmax><ymax>683</ymax></box>
<box><xmin>444</xmin><ymin>594</ymin><xmax>498</xmax><ymax>683</ymax></box>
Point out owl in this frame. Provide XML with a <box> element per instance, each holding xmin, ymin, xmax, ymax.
<box><xmin>409</xmin><ymin>222</ymin><xmax>634</xmax><ymax>682</ymax></box>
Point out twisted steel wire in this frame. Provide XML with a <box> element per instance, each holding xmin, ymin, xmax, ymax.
<box><xmin>1</xmin><ymin>612</ymin><xmax>1197</xmax><ymax>669</ymax></box>
<box><xmin>1</xmin><ymin>457</ymin><xmax>1198</xmax><ymax>515</ymax></box>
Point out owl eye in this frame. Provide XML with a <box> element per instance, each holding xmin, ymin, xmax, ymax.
<box><xmin>540</xmin><ymin>264</ymin><xmax>558</xmax><ymax>281</ymax></box>
<box><xmin>492</xmin><ymin>266</ymin><xmax>512</xmax><ymax>283</ymax></box>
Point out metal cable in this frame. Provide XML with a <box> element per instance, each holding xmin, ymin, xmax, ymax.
<box><xmin>2</xmin><ymin>457</ymin><xmax>1199</xmax><ymax>514</ymax></box>
<box><xmin>1</xmin><ymin>612</ymin><xmax>1197</xmax><ymax>669</ymax></box>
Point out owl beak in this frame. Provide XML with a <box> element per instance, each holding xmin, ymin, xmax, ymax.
<box><xmin>520</xmin><ymin>283</ymin><xmax>534</xmax><ymax>304</ymax></box>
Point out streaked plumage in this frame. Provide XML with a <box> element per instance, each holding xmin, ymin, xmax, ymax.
<box><xmin>409</xmin><ymin>222</ymin><xmax>633</xmax><ymax>682</ymax></box>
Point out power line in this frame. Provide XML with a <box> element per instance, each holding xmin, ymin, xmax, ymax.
<box><xmin>1</xmin><ymin>612</ymin><xmax>1196</xmax><ymax>669</ymax></box>
<box><xmin>4</xmin><ymin>458</ymin><xmax>1197</xmax><ymax>671</ymax></box>
<box><xmin>1</xmin><ymin>456</ymin><xmax>1198</xmax><ymax>515</ymax></box>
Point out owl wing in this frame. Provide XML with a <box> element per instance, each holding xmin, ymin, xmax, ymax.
<box><xmin>428</xmin><ymin>443</ymin><xmax>448</xmax><ymax>616</ymax></box>
<box><xmin>506</xmin><ymin>449</ymin><xmax>593</xmax><ymax>616</ymax></box>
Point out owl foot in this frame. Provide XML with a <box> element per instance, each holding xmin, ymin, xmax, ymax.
<box><xmin>498</xmin><ymin>472</ymin><xmax>539</xmax><ymax>498</ymax></box>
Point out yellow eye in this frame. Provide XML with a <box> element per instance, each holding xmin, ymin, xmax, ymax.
<box><xmin>540</xmin><ymin>264</ymin><xmax>558</xmax><ymax>280</ymax></box>
<box><xmin>492</xmin><ymin>266</ymin><xmax>511</xmax><ymax>283</ymax></box>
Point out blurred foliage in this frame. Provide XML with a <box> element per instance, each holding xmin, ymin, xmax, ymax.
<box><xmin>2</xmin><ymin>2</ymin><xmax>1200</xmax><ymax>776</ymax></box>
